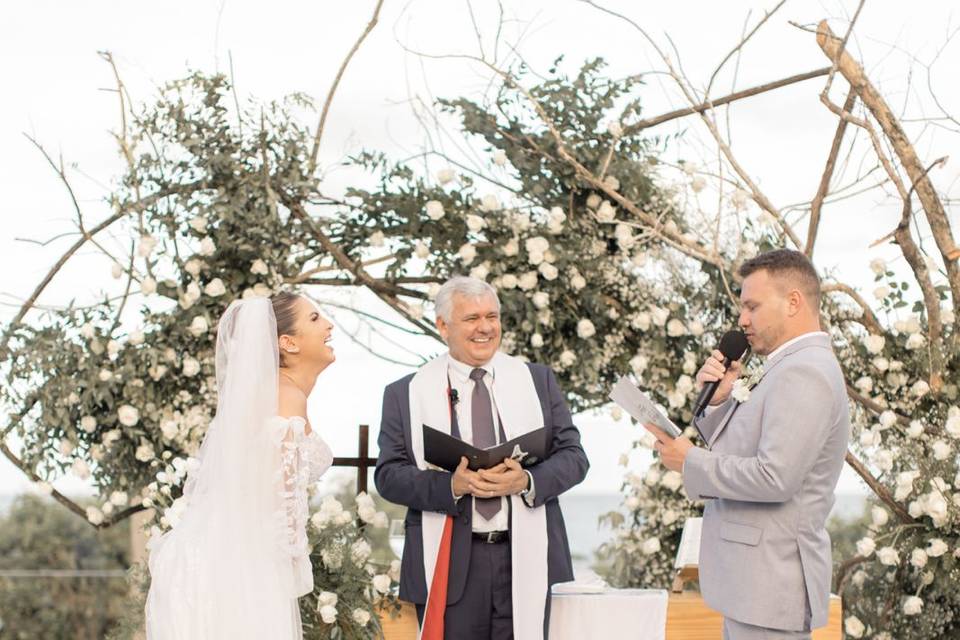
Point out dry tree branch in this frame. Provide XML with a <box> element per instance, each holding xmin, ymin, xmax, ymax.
<box><xmin>307</xmin><ymin>0</ymin><xmax>385</xmax><ymax>177</ymax></box>
<box><xmin>805</xmin><ymin>89</ymin><xmax>857</xmax><ymax>258</ymax></box>
<box><xmin>818</xmin><ymin>21</ymin><xmax>960</xmax><ymax>317</ymax></box>
<box><xmin>704</xmin><ymin>0</ymin><xmax>788</xmax><ymax>98</ymax></box>
<box><xmin>822</xmin><ymin>282</ymin><xmax>883</xmax><ymax>334</ymax></box>
<box><xmin>844</xmin><ymin>450</ymin><xmax>915</xmax><ymax>524</ymax></box>
<box><xmin>623</xmin><ymin>67</ymin><xmax>832</xmax><ymax>135</ymax></box>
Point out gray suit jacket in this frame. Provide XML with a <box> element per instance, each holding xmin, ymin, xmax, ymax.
<box><xmin>684</xmin><ymin>333</ymin><xmax>850</xmax><ymax>631</ymax></box>
<box><xmin>374</xmin><ymin>362</ymin><xmax>589</xmax><ymax>607</ymax></box>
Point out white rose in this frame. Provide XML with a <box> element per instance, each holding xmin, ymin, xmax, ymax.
<box><xmin>198</xmin><ymin>237</ymin><xmax>216</xmax><ymax>257</ymax></box>
<box><xmin>86</xmin><ymin>507</ymin><xmax>104</xmax><ymax>526</ymax></box>
<box><xmin>538</xmin><ymin>263</ymin><xmax>559</xmax><ymax>280</ymax></box>
<box><xmin>903</xmin><ymin>596</ymin><xmax>923</xmax><ymax>616</ymax></box>
<box><xmin>135</xmin><ymin>443</ymin><xmax>155</xmax><ymax>462</ymax></box>
<box><xmin>502</xmin><ymin>238</ymin><xmax>519</xmax><ymax>256</ymax></box>
<box><xmin>856</xmin><ymin>537</ymin><xmax>876</xmax><ymax>557</ymax></box>
<box><xmin>250</xmin><ymin>259</ymin><xmax>269</xmax><ymax>275</ymax></box>
<box><xmin>943</xmin><ymin>308</ymin><xmax>956</xmax><ymax>324</ymax></box>
<box><xmin>530</xmin><ymin>334</ymin><xmax>544</xmax><ymax>348</ymax></box>
<box><xmin>869</xmin><ymin>258</ymin><xmax>886</xmax><ymax>276</ymax></box>
<box><xmin>651</xmin><ymin>307</ymin><xmax>670</xmax><ymax>327</ymax></box>
<box><xmin>690</xmin><ymin>176</ymin><xmax>706</xmax><ymax>193</ymax></box>
<box><xmin>184</xmin><ymin>259</ymin><xmax>202</xmax><ymax>278</ymax></box>
<box><xmin>369</xmin><ymin>230</ymin><xmax>385</xmax><ymax>248</ymax></box>
<box><xmin>317</xmin><ymin>591</ymin><xmax>338</xmax><ymax>608</ymax></box>
<box><xmin>480</xmin><ymin>194</ymin><xmax>500</xmax><ymax>212</ymax></box>
<box><xmin>596</xmin><ymin>200</ymin><xmax>616</xmax><ymax>223</ymax></box>
<box><xmin>905</xmin><ymin>333</ymin><xmax>925</xmax><ymax>350</ymax></box>
<box><xmin>577</xmin><ymin>319</ymin><xmax>596</xmax><ymax>339</ymax></box>
<box><xmin>201</xmin><ymin>278</ymin><xmax>225</xmax><ymax>298</ymax></box>
<box><xmin>469</xmin><ymin>264</ymin><xmax>489</xmax><ymax>281</ymax></box>
<box><xmin>111</xmin><ymin>263</ymin><xmax>124</xmax><ymax>279</ymax></box>
<box><xmin>586</xmin><ymin>193</ymin><xmax>601</xmax><ymax>209</ymax></box>
<box><xmin>98</xmin><ymin>369</ymin><xmax>113</xmax><ymax>382</ymax></box>
<box><xmin>872</xmin><ymin>356</ymin><xmax>889</xmax><ymax>371</ymax></box>
<box><xmin>863</xmin><ymin>334</ymin><xmax>885</xmax><ymax>354</ymax></box>
<box><xmin>436</xmin><ymin>168</ymin><xmax>455</xmax><ymax>184</ymax></box>
<box><xmin>927</xmin><ymin>538</ymin><xmax>948</xmax><ymax>557</ymax></box>
<box><xmin>731</xmin><ymin>380</ymin><xmax>751</xmax><ymax>403</ymax></box>
<box><xmin>72</xmin><ymin>459</ymin><xmax>91</xmax><ymax>480</ymax></box>
<box><xmin>688</xmin><ymin>320</ymin><xmax>704</xmax><ymax>337</ymax></box>
<box><xmin>531</xmin><ymin>292</ymin><xmax>550</xmax><ymax>309</ymax></box>
<box><xmin>186</xmin><ymin>316</ymin><xmax>208</xmax><ymax>337</ymax></box>
<box><xmin>372</xmin><ymin>574</ymin><xmax>392</xmax><ymax>594</ymax></box>
<box><xmin>876</xmin><ymin>410</ymin><xmax>897</xmax><ymax>429</ymax></box>
<box><xmin>188</xmin><ymin>216</ymin><xmax>207</xmax><ymax>233</ymax></box>
<box><xmin>571</xmin><ymin>274</ymin><xmax>587</xmax><ymax>290</ymax></box>
<box><xmin>518</xmin><ymin>272</ymin><xmax>538</xmax><ymax>291</ymax></box>
<box><xmin>526</xmin><ymin>236</ymin><xmax>550</xmax><ymax>255</ymax></box>
<box><xmin>492</xmin><ymin>149</ymin><xmax>507</xmax><ymax>166</ymax></box>
<box><xmin>661</xmin><ymin>471</ymin><xmax>683</xmax><ymax>492</ymax></box>
<box><xmin>109</xmin><ymin>491</ymin><xmax>128</xmax><ymax>507</ymax></box>
<box><xmin>641</xmin><ymin>537</ymin><xmax>661</xmax><ymax>555</ymax></box>
<box><xmin>559</xmin><ymin>350</ymin><xmax>576</xmax><ymax>367</ymax></box>
<box><xmin>141</xmin><ymin>277</ymin><xmax>157</xmax><ymax>295</ymax></box>
<box><xmin>932</xmin><ymin>440</ymin><xmax>952</xmax><ymax>460</ymax></box>
<box><xmin>873</xmin><ymin>450</ymin><xmax>894</xmax><ymax>472</ymax></box>
<box><xmin>630</xmin><ymin>354</ymin><xmax>649</xmax><ymax>374</ymax></box>
<box><xmin>610</xmin><ymin>406</ymin><xmax>623</xmax><ymax>422</ymax></box>
<box><xmin>319</xmin><ymin>605</ymin><xmax>338</xmax><ymax>624</ymax></box>
<box><xmin>606</xmin><ymin>121</ymin><xmax>623</xmax><ymax>137</ymax></box>
<box><xmin>946</xmin><ymin>415</ymin><xmax>960</xmax><ymax>439</ymax></box>
<box><xmin>844</xmin><ymin>615</ymin><xmax>866</xmax><ymax>639</ymax></box>
<box><xmin>352</xmin><ymin>608</ymin><xmax>371</xmax><ymax>627</ymax></box>
<box><xmin>138</xmin><ymin>235</ymin><xmax>158</xmax><ymax>258</ymax></box>
<box><xmin>906</xmin><ymin>421</ymin><xmax>924</xmax><ymax>439</ymax></box>
<box><xmin>458</xmin><ymin>243</ymin><xmax>477</xmax><ymax>265</ymax></box>
<box><xmin>117</xmin><ymin>405</ymin><xmax>140</xmax><ymax>427</ymax></box>
<box><xmin>351</xmin><ymin>539</ymin><xmax>372</xmax><ymax>563</ymax></box>
<box><xmin>412</xmin><ymin>241</ymin><xmax>431</xmax><ymax>259</ymax></box>
<box><xmin>910</xmin><ymin>548</ymin><xmax>928</xmax><ymax>568</ymax></box>
<box><xmin>500</xmin><ymin>274</ymin><xmax>518</xmax><ymax>289</ymax></box>
<box><xmin>666</xmin><ymin>318</ymin><xmax>686</xmax><ymax>337</ymax></box>
<box><xmin>182</xmin><ymin>357</ymin><xmax>201</xmax><ymax>377</ymax></box>
<box><xmin>871</xmin><ymin>506</ymin><xmax>889</xmax><ymax>527</ymax></box>
<box><xmin>425</xmin><ymin>200</ymin><xmax>445</xmax><ymax>220</ymax></box>
<box><xmin>877</xmin><ymin>546</ymin><xmax>900</xmax><ymax>566</ymax></box>
<box><xmin>80</xmin><ymin>416</ymin><xmax>96</xmax><ymax>433</ymax></box>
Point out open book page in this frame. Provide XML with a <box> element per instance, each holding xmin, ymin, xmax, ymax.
<box><xmin>609</xmin><ymin>376</ymin><xmax>684</xmax><ymax>438</ymax></box>
<box><xmin>674</xmin><ymin>517</ymin><xmax>702</xmax><ymax>569</ymax></box>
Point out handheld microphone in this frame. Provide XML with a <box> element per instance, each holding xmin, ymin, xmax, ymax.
<box><xmin>449</xmin><ymin>388</ymin><xmax>460</xmax><ymax>406</ymax></box>
<box><xmin>693</xmin><ymin>330</ymin><xmax>750</xmax><ymax>416</ymax></box>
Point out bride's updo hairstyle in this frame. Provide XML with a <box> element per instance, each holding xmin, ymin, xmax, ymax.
<box><xmin>271</xmin><ymin>292</ymin><xmax>300</xmax><ymax>367</ymax></box>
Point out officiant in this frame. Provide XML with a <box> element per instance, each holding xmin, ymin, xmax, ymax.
<box><xmin>375</xmin><ymin>276</ymin><xmax>589</xmax><ymax>640</ymax></box>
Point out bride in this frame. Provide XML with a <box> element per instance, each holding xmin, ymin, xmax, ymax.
<box><xmin>146</xmin><ymin>293</ymin><xmax>335</xmax><ymax>639</ymax></box>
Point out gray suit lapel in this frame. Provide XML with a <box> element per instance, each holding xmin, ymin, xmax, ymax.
<box><xmin>706</xmin><ymin>333</ymin><xmax>832</xmax><ymax>449</ymax></box>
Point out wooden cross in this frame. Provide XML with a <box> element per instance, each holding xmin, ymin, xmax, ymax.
<box><xmin>331</xmin><ymin>424</ymin><xmax>378</xmax><ymax>494</ymax></box>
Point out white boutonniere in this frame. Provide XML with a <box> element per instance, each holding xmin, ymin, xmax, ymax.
<box><xmin>731</xmin><ymin>367</ymin><xmax>764</xmax><ymax>404</ymax></box>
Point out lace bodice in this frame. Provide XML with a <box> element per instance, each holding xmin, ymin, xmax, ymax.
<box><xmin>267</xmin><ymin>416</ymin><xmax>333</xmax><ymax>597</ymax></box>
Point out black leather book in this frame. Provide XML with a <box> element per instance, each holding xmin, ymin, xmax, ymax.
<box><xmin>423</xmin><ymin>425</ymin><xmax>549</xmax><ymax>472</ymax></box>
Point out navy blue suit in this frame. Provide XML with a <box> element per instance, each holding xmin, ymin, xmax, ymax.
<box><xmin>374</xmin><ymin>362</ymin><xmax>589</xmax><ymax>626</ymax></box>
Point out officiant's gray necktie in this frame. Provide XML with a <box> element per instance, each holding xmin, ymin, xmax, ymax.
<box><xmin>470</xmin><ymin>368</ymin><xmax>501</xmax><ymax>520</ymax></box>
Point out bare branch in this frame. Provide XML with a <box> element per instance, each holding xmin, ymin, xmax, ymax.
<box><xmin>307</xmin><ymin>0</ymin><xmax>384</xmax><ymax>176</ymax></box>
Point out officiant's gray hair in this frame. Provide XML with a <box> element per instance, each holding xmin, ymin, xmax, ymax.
<box><xmin>435</xmin><ymin>276</ymin><xmax>501</xmax><ymax>322</ymax></box>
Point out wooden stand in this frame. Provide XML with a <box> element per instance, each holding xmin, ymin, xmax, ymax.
<box><xmin>380</xmin><ymin>593</ymin><xmax>842</xmax><ymax>639</ymax></box>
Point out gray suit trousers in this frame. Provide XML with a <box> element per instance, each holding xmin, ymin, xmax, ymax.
<box><xmin>723</xmin><ymin>617</ymin><xmax>811</xmax><ymax>639</ymax></box>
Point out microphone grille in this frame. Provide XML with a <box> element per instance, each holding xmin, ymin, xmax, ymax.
<box><xmin>718</xmin><ymin>330</ymin><xmax>749</xmax><ymax>361</ymax></box>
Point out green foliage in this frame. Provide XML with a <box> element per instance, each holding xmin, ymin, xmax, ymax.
<box><xmin>0</xmin><ymin>495</ymin><xmax>130</xmax><ymax>639</ymax></box>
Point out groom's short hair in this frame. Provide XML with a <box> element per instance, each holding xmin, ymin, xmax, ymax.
<box><xmin>435</xmin><ymin>276</ymin><xmax>501</xmax><ymax>322</ymax></box>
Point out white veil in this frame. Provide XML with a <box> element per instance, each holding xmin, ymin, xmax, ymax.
<box><xmin>147</xmin><ymin>297</ymin><xmax>301</xmax><ymax>639</ymax></box>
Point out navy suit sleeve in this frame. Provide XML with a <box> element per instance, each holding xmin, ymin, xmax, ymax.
<box><xmin>526</xmin><ymin>368</ymin><xmax>589</xmax><ymax>508</ymax></box>
<box><xmin>374</xmin><ymin>383</ymin><xmax>461</xmax><ymax>516</ymax></box>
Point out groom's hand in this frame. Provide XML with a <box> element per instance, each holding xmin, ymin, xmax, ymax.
<box><xmin>473</xmin><ymin>458</ymin><xmax>529</xmax><ymax>497</ymax></box>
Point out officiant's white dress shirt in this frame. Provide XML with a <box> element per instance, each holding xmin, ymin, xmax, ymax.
<box><xmin>448</xmin><ymin>356</ymin><xmax>536</xmax><ymax>533</ymax></box>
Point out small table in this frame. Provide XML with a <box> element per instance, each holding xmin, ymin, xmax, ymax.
<box><xmin>549</xmin><ymin>588</ymin><xmax>668</xmax><ymax>640</ymax></box>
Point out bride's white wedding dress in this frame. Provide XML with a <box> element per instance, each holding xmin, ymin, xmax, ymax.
<box><xmin>145</xmin><ymin>299</ymin><xmax>334</xmax><ymax>640</ymax></box>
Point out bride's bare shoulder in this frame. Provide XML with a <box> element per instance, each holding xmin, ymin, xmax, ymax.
<box><xmin>278</xmin><ymin>379</ymin><xmax>308</xmax><ymax>418</ymax></box>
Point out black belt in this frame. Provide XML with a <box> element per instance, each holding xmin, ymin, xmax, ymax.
<box><xmin>472</xmin><ymin>530</ymin><xmax>509</xmax><ymax>544</ymax></box>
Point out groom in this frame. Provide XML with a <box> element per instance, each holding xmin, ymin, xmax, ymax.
<box><xmin>375</xmin><ymin>276</ymin><xmax>589</xmax><ymax>640</ymax></box>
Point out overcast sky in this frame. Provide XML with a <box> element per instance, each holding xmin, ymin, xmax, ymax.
<box><xmin>2</xmin><ymin>0</ymin><xmax>958</xmax><ymax>498</ymax></box>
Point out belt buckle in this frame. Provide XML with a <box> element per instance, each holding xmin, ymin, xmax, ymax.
<box><xmin>486</xmin><ymin>531</ymin><xmax>496</xmax><ymax>544</ymax></box>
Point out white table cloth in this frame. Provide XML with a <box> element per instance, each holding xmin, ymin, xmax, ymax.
<box><xmin>548</xmin><ymin>587</ymin><xmax>669</xmax><ymax>640</ymax></box>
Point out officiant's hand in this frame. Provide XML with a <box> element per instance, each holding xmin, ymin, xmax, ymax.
<box><xmin>452</xmin><ymin>457</ymin><xmax>510</xmax><ymax>498</ymax></box>
<box><xmin>472</xmin><ymin>458</ymin><xmax>529</xmax><ymax>496</ymax></box>
<box><xmin>645</xmin><ymin>424</ymin><xmax>693</xmax><ymax>473</ymax></box>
